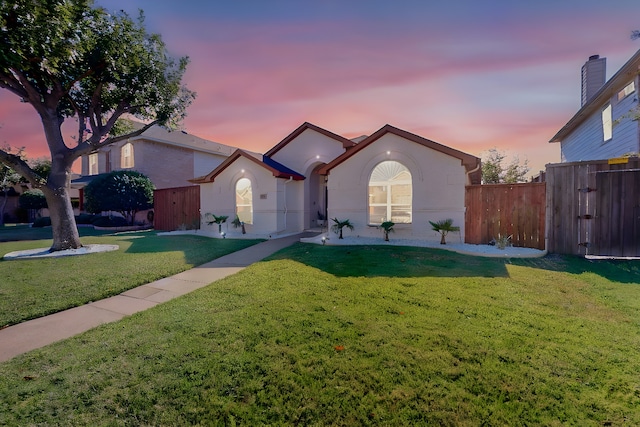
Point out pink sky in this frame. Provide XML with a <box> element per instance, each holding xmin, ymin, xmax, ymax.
<box><xmin>1</xmin><ymin>0</ymin><xmax>640</xmax><ymax>175</ymax></box>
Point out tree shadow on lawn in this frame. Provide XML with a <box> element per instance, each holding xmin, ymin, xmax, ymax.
<box><xmin>121</xmin><ymin>233</ymin><xmax>263</xmax><ymax>266</ymax></box>
<box><xmin>266</xmin><ymin>243</ymin><xmax>511</xmax><ymax>278</ymax></box>
<box><xmin>511</xmin><ymin>253</ymin><xmax>640</xmax><ymax>285</ymax></box>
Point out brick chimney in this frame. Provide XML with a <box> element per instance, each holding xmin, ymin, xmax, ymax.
<box><xmin>581</xmin><ymin>54</ymin><xmax>606</xmax><ymax>106</ymax></box>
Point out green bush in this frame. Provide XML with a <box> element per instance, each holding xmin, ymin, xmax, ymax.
<box><xmin>75</xmin><ymin>213</ymin><xmax>99</xmax><ymax>224</ymax></box>
<box><xmin>84</xmin><ymin>171</ymin><xmax>154</xmax><ymax>225</ymax></box>
<box><xmin>32</xmin><ymin>216</ymin><xmax>52</xmax><ymax>228</ymax></box>
<box><xmin>91</xmin><ymin>215</ymin><xmax>129</xmax><ymax>228</ymax></box>
<box><xmin>18</xmin><ymin>189</ymin><xmax>47</xmax><ymax>210</ymax></box>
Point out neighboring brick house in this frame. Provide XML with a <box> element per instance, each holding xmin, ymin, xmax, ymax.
<box><xmin>78</xmin><ymin>123</ymin><xmax>237</xmax><ymax>189</ymax></box>
<box><xmin>550</xmin><ymin>49</ymin><xmax>640</xmax><ymax>161</ymax></box>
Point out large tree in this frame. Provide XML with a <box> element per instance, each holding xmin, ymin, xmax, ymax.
<box><xmin>0</xmin><ymin>0</ymin><xmax>194</xmax><ymax>251</ymax></box>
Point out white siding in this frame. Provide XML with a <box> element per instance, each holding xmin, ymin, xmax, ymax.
<box><xmin>561</xmin><ymin>82</ymin><xmax>640</xmax><ymax>162</ymax></box>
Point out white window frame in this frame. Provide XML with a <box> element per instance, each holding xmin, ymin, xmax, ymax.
<box><xmin>368</xmin><ymin>161</ymin><xmax>412</xmax><ymax>225</ymax></box>
<box><xmin>618</xmin><ymin>81</ymin><xmax>635</xmax><ymax>101</ymax></box>
<box><xmin>88</xmin><ymin>153</ymin><xmax>98</xmax><ymax>175</ymax></box>
<box><xmin>121</xmin><ymin>142</ymin><xmax>134</xmax><ymax>168</ymax></box>
<box><xmin>235</xmin><ymin>178</ymin><xmax>253</xmax><ymax>225</ymax></box>
<box><xmin>602</xmin><ymin>104</ymin><xmax>612</xmax><ymax>142</ymax></box>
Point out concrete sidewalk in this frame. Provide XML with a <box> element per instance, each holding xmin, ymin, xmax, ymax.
<box><xmin>0</xmin><ymin>232</ymin><xmax>316</xmax><ymax>363</ymax></box>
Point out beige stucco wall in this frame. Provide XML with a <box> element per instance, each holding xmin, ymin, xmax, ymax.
<box><xmin>199</xmin><ymin>156</ymin><xmax>305</xmax><ymax>237</ymax></box>
<box><xmin>270</xmin><ymin>128</ymin><xmax>347</xmax><ymax>228</ymax></box>
<box><xmin>326</xmin><ymin>133</ymin><xmax>468</xmax><ymax>243</ymax></box>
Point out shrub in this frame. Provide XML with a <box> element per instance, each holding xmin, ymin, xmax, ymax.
<box><xmin>75</xmin><ymin>213</ymin><xmax>99</xmax><ymax>224</ymax></box>
<box><xmin>84</xmin><ymin>171</ymin><xmax>154</xmax><ymax>225</ymax></box>
<box><xmin>31</xmin><ymin>216</ymin><xmax>51</xmax><ymax>228</ymax></box>
<box><xmin>18</xmin><ymin>189</ymin><xmax>47</xmax><ymax>210</ymax></box>
<box><xmin>91</xmin><ymin>215</ymin><xmax>129</xmax><ymax>228</ymax></box>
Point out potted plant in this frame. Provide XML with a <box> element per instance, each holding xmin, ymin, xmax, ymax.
<box><xmin>330</xmin><ymin>217</ymin><xmax>353</xmax><ymax>239</ymax></box>
<box><xmin>232</xmin><ymin>215</ymin><xmax>246</xmax><ymax>234</ymax></box>
<box><xmin>205</xmin><ymin>213</ymin><xmax>228</xmax><ymax>233</ymax></box>
<box><xmin>429</xmin><ymin>218</ymin><xmax>459</xmax><ymax>245</ymax></box>
<box><xmin>380</xmin><ymin>221</ymin><xmax>395</xmax><ymax>241</ymax></box>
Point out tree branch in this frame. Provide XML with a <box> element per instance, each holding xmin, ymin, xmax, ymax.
<box><xmin>71</xmin><ymin>119</ymin><xmax>159</xmax><ymax>158</ymax></box>
<box><xmin>0</xmin><ymin>149</ymin><xmax>46</xmax><ymax>188</ymax></box>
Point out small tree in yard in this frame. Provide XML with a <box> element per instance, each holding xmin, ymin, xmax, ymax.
<box><xmin>331</xmin><ymin>218</ymin><xmax>354</xmax><ymax>239</ymax></box>
<box><xmin>429</xmin><ymin>219</ymin><xmax>460</xmax><ymax>245</ymax></box>
<box><xmin>0</xmin><ymin>0</ymin><xmax>194</xmax><ymax>251</ymax></box>
<box><xmin>205</xmin><ymin>213</ymin><xmax>228</xmax><ymax>233</ymax></box>
<box><xmin>84</xmin><ymin>171</ymin><xmax>153</xmax><ymax>225</ymax></box>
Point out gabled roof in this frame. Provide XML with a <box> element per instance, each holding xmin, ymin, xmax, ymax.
<box><xmin>318</xmin><ymin>124</ymin><xmax>481</xmax><ymax>183</ymax></box>
<box><xmin>126</xmin><ymin>121</ymin><xmax>237</xmax><ymax>156</ymax></box>
<box><xmin>550</xmin><ymin>49</ymin><xmax>640</xmax><ymax>143</ymax></box>
<box><xmin>264</xmin><ymin>122</ymin><xmax>356</xmax><ymax>157</ymax></box>
<box><xmin>190</xmin><ymin>149</ymin><xmax>305</xmax><ymax>184</ymax></box>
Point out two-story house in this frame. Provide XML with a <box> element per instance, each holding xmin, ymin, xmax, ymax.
<box><xmin>77</xmin><ymin>122</ymin><xmax>237</xmax><ymax>190</ymax></box>
<box><xmin>550</xmin><ymin>49</ymin><xmax>640</xmax><ymax>161</ymax></box>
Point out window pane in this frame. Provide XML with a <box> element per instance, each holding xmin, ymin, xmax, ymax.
<box><xmin>369</xmin><ymin>185</ymin><xmax>387</xmax><ymax>204</ymax></box>
<box><xmin>369</xmin><ymin>206</ymin><xmax>387</xmax><ymax>224</ymax></box>
<box><xmin>391</xmin><ymin>206</ymin><xmax>412</xmax><ymax>223</ymax></box>
<box><xmin>368</xmin><ymin>161</ymin><xmax>412</xmax><ymax>225</ymax></box>
<box><xmin>391</xmin><ymin>184</ymin><xmax>411</xmax><ymax>204</ymax></box>
<box><xmin>236</xmin><ymin>178</ymin><xmax>253</xmax><ymax>224</ymax></box>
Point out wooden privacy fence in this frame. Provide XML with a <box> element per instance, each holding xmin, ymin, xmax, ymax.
<box><xmin>546</xmin><ymin>158</ymin><xmax>640</xmax><ymax>257</ymax></box>
<box><xmin>153</xmin><ymin>185</ymin><xmax>200</xmax><ymax>231</ymax></box>
<box><xmin>465</xmin><ymin>183</ymin><xmax>546</xmax><ymax>250</ymax></box>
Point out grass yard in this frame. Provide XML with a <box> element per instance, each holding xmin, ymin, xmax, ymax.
<box><xmin>0</xmin><ymin>231</ymin><xmax>262</xmax><ymax>327</ymax></box>
<box><xmin>1</xmin><ymin>244</ymin><xmax>640</xmax><ymax>425</ymax></box>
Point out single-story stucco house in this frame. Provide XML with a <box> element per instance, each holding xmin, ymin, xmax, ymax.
<box><xmin>192</xmin><ymin>122</ymin><xmax>481</xmax><ymax>243</ymax></box>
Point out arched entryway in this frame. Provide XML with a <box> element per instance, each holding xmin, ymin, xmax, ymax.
<box><xmin>307</xmin><ymin>164</ymin><xmax>327</xmax><ymax>228</ymax></box>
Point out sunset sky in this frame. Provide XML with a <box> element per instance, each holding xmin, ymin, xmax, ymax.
<box><xmin>1</xmin><ymin>0</ymin><xmax>640</xmax><ymax>175</ymax></box>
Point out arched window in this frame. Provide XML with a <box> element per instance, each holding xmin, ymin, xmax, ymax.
<box><xmin>121</xmin><ymin>142</ymin><xmax>134</xmax><ymax>168</ymax></box>
<box><xmin>236</xmin><ymin>178</ymin><xmax>253</xmax><ymax>224</ymax></box>
<box><xmin>368</xmin><ymin>161</ymin><xmax>412</xmax><ymax>224</ymax></box>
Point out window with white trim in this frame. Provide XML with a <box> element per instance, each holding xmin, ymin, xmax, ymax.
<box><xmin>236</xmin><ymin>178</ymin><xmax>253</xmax><ymax>224</ymax></box>
<box><xmin>89</xmin><ymin>153</ymin><xmax>98</xmax><ymax>175</ymax></box>
<box><xmin>602</xmin><ymin>104</ymin><xmax>612</xmax><ymax>142</ymax></box>
<box><xmin>368</xmin><ymin>161</ymin><xmax>412</xmax><ymax>224</ymax></box>
<box><xmin>618</xmin><ymin>81</ymin><xmax>635</xmax><ymax>101</ymax></box>
<box><xmin>121</xmin><ymin>142</ymin><xmax>134</xmax><ymax>168</ymax></box>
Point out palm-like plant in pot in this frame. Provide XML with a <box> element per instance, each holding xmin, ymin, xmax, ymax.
<box><xmin>380</xmin><ymin>221</ymin><xmax>395</xmax><ymax>241</ymax></box>
<box><xmin>330</xmin><ymin>218</ymin><xmax>354</xmax><ymax>239</ymax></box>
<box><xmin>429</xmin><ymin>218</ymin><xmax>459</xmax><ymax>244</ymax></box>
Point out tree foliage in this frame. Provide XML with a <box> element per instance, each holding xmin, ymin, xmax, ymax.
<box><xmin>19</xmin><ymin>189</ymin><xmax>48</xmax><ymax>210</ymax></box>
<box><xmin>481</xmin><ymin>148</ymin><xmax>530</xmax><ymax>184</ymax></box>
<box><xmin>0</xmin><ymin>146</ymin><xmax>23</xmax><ymax>225</ymax></box>
<box><xmin>84</xmin><ymin>170</ymin><xmax>153</xmax><ymax>225</ymax></box>
<box><xmin>0</xmin><ymin>0</ymin><xmax>194</xmax><ymax>249</ymax></box>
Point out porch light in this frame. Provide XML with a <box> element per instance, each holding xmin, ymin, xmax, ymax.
<box><xmin>241</xmin><ymin>169</ymin><xmax>245</xmax><ymax>174</ymax></box>
<box><xmin>316</xmin><ymin>155</ymin><xmax>320</xmax><ymax>159</ymax></box>
<box><xmin>386</xmin><ymin>150</ymin><xmax>391</xmax><ymax>155</ymax></box>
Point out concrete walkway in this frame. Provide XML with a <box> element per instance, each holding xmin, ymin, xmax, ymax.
<box><xmin>0</xmin><ymin>232</ymin><xmax>317</xmax><ymax>363</ymax></box>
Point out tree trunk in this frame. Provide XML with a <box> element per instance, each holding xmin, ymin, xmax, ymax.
<box><xmin>0</xmin><ymin>190</ymin><xmax>7</xmax><ymax>226</ymax></box>
<box><xmin>440</xmin><ymin>233</ymin><xmax>446</xmax><ymax>244</ymax></box>
<box><xmin>43</xmin><ymin>157</ymin><xmax>82</xmax><ymax>251</ymax></box>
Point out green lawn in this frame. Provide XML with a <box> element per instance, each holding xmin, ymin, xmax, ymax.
<box><xmin>1</xmin><ymin>244</ymin><xmax>640</xmax><ymax>425</ymax></box>
<box><xmin>0</xmin><ymin>231</ymin><xmax>262</xmax><ymax>327</ymax></box>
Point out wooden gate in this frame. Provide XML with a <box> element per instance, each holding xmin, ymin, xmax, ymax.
<box><xmin>153</xmin><ymin>186</ymin><xmax>200</xmax><ymax>231</ymax></box>
<box><xmin>593</xmin><ymin>170</ymin><xmax>640</xmax><ymax>257</ymax></box>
